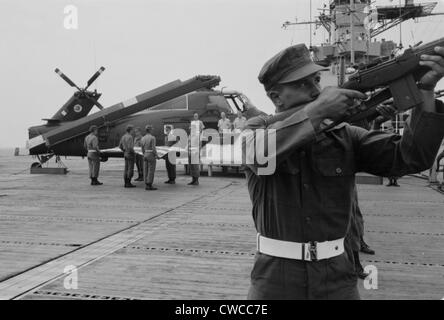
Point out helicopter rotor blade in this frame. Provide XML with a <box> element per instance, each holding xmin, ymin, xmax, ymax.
<box><xmin>85</xmin><ymin>66</ymin><xmax>105</xmax><ymax>90</ymax></box>
<box><xmin>54</xmin><ymin>68</ymin><xmax>82</xmax><ymax>91</ymax></box>
<box><xmin>85</xmin><ymin>95</ymin><xmax>104</xmax><ymax>110</ymax></box>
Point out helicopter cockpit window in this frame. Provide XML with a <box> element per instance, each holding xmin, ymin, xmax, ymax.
<box><xmin>224</xmin><ymin>97</ymin><xmax>239</xmax><ymax>114</ymax></box>
<box><xmin>224</xmin><ymin>94</ymin><xmax>249</xmax><ymax>113</ymax></box>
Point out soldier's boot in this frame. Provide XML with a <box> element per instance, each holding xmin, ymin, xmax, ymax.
<box><xmin>164</xmin><ymin>179</ymin><xmax>175</xmax><ymax>184</ymax></box>
<box><xmin>145</xmin><ymin>183</ymin><xmax>157</xmax><ymax>191</ymax></box>
<box><xmin>124</xmin><ymin>179</ymin><xmax>136</xmax><ymax>188</ymax></box>
<box><xmin>135</xmin><ymin>172</ymin><xmax>144</xmax><ymax>181</ymax></box>
<box><xmin>94</xmin><ymin>178</ymin><xmax>103</xmax><ymax>185</ymax></box>
<box><xmin>188</xmin><ymin>177</ymin><xmax>199</xmax><ymax>186</ymax></box>
<box><xmin>353</xmin><ymin>250</ymin><xmax>369</xmax><ymax>280</ymax></box>
<box><xmin>90</xmin><ymin>178</ymin><xmax>95</xmax><ymax>185</ymax></box>
<box><xmin>360</xmin><ymin>237</ymin><xmax>375</xmax><ymax>255</ymax></box>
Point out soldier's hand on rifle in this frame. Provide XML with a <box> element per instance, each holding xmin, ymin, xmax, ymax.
<box><xmin>376</xmin><ymin>103</ymin><xmax>397</xmax><ymax>121</ymax></box>
<box><xmin>305</xmin><ymin>86</ymin><xmax>367</xmax><ymax>127</ymax></box>
<box><xmin>419</xmin><ymin>46</ymin><xmax>444</xmax><ymax>89</ymax></box>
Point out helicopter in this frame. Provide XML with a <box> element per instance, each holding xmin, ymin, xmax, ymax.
<box><xmin>27</xmin><ymin>67</ymin><xmax>266</xmax><ymax>170</ymax></box>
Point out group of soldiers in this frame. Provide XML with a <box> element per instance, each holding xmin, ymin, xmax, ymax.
<box><xmin>83</xmin><ymin>109</ymin><xmax>247</xmax><ymax>189</ymax></box>
<box><xmin>119</xmin><ymin>124</ymin><xmax>158</xmax><ymax>190</ymax></box>
<box><xmin>218</xmin><ymin>111</ymin><xmax>247</xmax><ymax>132</ymax></box>
<box><xmin>84</xmin><ymin>124</ymin><xmax>158</xmax><ymax>190</ymax></box>
<box><xmin>84</xmin><ymin>124</ymin><xmax>183</xmax><ymax>190</ymax></box>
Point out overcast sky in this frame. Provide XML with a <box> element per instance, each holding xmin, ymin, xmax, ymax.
<box><xmin>1</xmin><ymin>0</ymin><xmax>443</xmax><ymax>148</ymax></box>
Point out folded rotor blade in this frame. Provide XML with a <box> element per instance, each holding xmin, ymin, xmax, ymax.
<box><xmin>85</xmin><ymin>66</ymin><xmax>105</xmax><ymax>90</ymax></box>
<box><xmin>55</xmin><ymin>68</ymin><xmax>82</xmax><ymax>91</ymax></box>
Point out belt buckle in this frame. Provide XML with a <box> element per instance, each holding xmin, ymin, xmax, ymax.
<box><xmin>305</xmin><ymin>241</ymin><xmax>317</xmax><ymax>262</ymax></box>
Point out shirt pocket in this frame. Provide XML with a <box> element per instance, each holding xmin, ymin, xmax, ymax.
<box><xmin>269</xmin><ymin>156</ymin><xmax>302</xmax><ymax>208</ymax></box>
<box><xmin>314</xmin><ymin>153</ymin><xmax>355</xmax><ymax>207</ymax></box>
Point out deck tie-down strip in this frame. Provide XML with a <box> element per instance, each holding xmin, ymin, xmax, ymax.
<box><xmin>0</xmin><ymin>182</ymin><xmax>234</xmax><ymax>300</ymax></box>
<box><xmin>0</xmin><ymin>223</ymin><xmax>157</xmax><ymax>300</ymax></box>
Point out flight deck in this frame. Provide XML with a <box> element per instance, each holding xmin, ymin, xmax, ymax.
<box><xmin>0</xmin><ymin>150</ymin><xmax>443</xmax><ymax>300</ymax></box>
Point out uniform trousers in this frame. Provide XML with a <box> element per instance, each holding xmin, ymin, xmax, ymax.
<box><xmin>87</xmin><ymin>152</ymin><xmax>100</xmax><ymax>178</ymax></box>
<box><xmin>143</xmin><ymin>152</ymin><xmax>156</xmax><ymax>184</ymax></box>
<box><xmin>124</xmin><ymin>153</ymin><xmax>135</xmax><ymax>181</ymax></box>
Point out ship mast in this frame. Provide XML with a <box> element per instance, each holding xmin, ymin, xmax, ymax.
<box><xmin>310</xmin><ymin>0</ymin><xmax>313</xmax><ymax>48</ymax></box>
<box><xmin>282</xmin><ymin>0</ymin><xmax>444</xmax><ymax>65</ymax></box>
<box><xmin>350</xmin><ymin>0</ymin><xmax>355</xmax><ymax>65</ymax></box>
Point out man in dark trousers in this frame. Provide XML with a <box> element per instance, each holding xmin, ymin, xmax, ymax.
<box><xmin>163</xmin><ymin>125</ymin><xmax>177</xmax><ymax>184</ymax></box>
<box><xmin>119</xmin><ymin>125</ymin><xmax>136</xmax><ymax>188</ymax></box>
<box><xmin>244</xmin><ymin>44</ymin><xmax>444</xmax><ymax>299</ymax></box>
<box><xmin>83</xmin><ymin>125</ymin><xmax>103</xmax><ymax>186</ymax></box>
<box><xmin>134</xmin><ymin>127</ymin><xmax>144</xmax><ymax>181</ymax></box>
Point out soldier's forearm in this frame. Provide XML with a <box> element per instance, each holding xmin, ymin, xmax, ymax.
<box><xmin>419</xmin><ymin>89</ymin><xmax>437</xmax><ymax>113</ymax></box>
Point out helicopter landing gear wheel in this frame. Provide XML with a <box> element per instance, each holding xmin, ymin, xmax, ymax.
<box><xmin>31</xmin><ymin>162</ymin><xmax>42</xmax><ymax>168</ymax></box>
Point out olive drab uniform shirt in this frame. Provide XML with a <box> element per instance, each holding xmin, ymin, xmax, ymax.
<box><xmin>234</xmin><ymin>116</ymin><xmax>247</xmax><ymax>131</ymax></box>
<box><xmin>84</xmin><ymin>133</ymin><xmax>100</xmax><ymax>159</ymax></box>
<box><xmin>218</xmin><ymin>118</ymin><xmax>232</xmax><ymax>132</ymax></box>
<box><xmin>119</xmin><ymin>133</ymin><xmax>135</xmax><ymax>158</ymax></box>
<box><xmin>141</xmin><ymin>134</ymin><xmax>157</xmax><ymax>157</ymax></box>
<box><xmin>244</xmin><ymin>100</ymin><xmax>444</xmax><ymax>299</ymax></box>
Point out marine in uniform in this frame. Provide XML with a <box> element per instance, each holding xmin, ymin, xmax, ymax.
<box><xmin>83</xmin><ymin>125</ymin><xmax>103</xmax><ymax>185</ymax></box>
<box><xmin>141</xmin><ymin>125</ymin><xmax>158</xmax><ymax>190</ymax></box>
<box><xmin>243</xmin><ymin>44</ymin><xmax>444</xmax><ymax>299</ymax></box>
<box><xmin>218</xmin><ymin>112</ymin><xmax>232</xmax><ymax>132</ymax></box>
<box><xmin>233</xmin><ymin>111</ymin><xmax>247</xmax><ymax>132</ymax></box>
<box><xmin>119</xmin><ymin>125</ymin><xmax>136</xmax><ymax>188</ymax></box>
<box><xmin>134</xmin><ymin>127</ymin><xmax>144</xmax><ymax>181</ymax></box>
<box><xmin>163</xmin><ymin>125</ymin><xmax>177</xmax><ymax>184</ymax></box>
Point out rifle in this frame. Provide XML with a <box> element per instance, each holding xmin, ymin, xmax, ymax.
<box><xmin>334</xmin><ymin>37</ymin><xmax>444</xmax><ymax>127</ymax></box>
<box><xmin>253</xmin><ymin>38</ymin><xmax>444</xmax><ymax>131</ymax></box>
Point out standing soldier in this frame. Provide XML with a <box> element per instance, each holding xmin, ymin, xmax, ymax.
<box><xmin>218</xmin><ymin>112</ymin><xmax>233</xmax><ymax>145</ymax></box>
<box><xmin>218</xmin><ymin>112</ymin><xmax>232</xmax><ymax>133</ymax></box>
<box><xmin>191</xmin><ymin>113</ymin><xmax>205</xmax><ymax>132</ymax></box>
<box><xmin>141</xmin><ymin>125</ymin><xmax>158</xmax><ymax>190</ymax></box>
<box><xmin>233</xmin><ymin>110</ymin><xmax>247</xmax><ymax>132</ymax></box>
<box><xmin>119</xmin><ymin>125</ymin><xmax>136</xmax><ymax>188</ymax></box>
<box><xmin>244</xmin><ymin>44</ymin><xmax>444</xmax><ymax>299</ymax></box>
<box><xmin>83</xmin><ymin>125</ymin><xmax>103</xmax><ymax>185</ymax></box>
<box><xmin>134</xmin><ymin>127</ymin><xmax>144</xmax><ymax>181</ymax></box>
<box><xmin>163</xmin><ymin>125</ymin><xmax>177</xmax><ymax>184</ymax></box>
